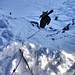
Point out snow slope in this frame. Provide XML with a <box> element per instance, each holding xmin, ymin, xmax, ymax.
<box><xmin>0</xmin><ymin>9</ymin><xmax>75</xmax><ymax>53</ymax></box>
<box><xmin>0</xmin><ymin>0</ymin><xmax>75</xmax><ymax>75</ymax></box>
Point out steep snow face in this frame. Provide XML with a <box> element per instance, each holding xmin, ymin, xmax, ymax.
<box><xmin>1</xmin><ymin>42</ymin><xmax>75</xmax><ymax>75</ymax></box>
<box><xmin>0</xmin><ymin>9</ymin><xmax>75</xmax><ymax>53</ymax></box>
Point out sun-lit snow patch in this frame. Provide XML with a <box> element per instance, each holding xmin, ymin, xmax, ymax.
<box><xmin>57</xmin><ymin>50</ymin><xmax>75</xmax><ymax>74</ymax></box>
<box><xmin>28</xmin><ymin>59</ymin><xmax>35</xmax><ymax>68</ymax></box>
<box><xmin>29</xmin><ymin>43</ymin><xmax>36</xmax><ymax>49</ymax></box>
<box><xmin>46</xmin><ymin>48</ymin><xmax>49</xmax><ymax>54</ymax></box>
<box><xmin>57</xmin><ymin>65</ymin><xmax>67</xmax><ymax>74</ymax></box>
<box><xmin>62</xmin><ymin>50</ymin><xmax>75</xmax><ymax>61</ymax></box>
<box><xmin>39</xmin><ymin>54</ymin><xmax>48</xmax><ymax>69</ymax></box>
<box><xmin>50</xmin><ymin>72</ymin><xmax>56</xmax><ymax>75</ymax></box>
<box><xmin>14</xmin><ymin>42</ymin><xmax>19</xmax><ymax>45</ymax></box>
<box><xmin>22</xmin><ymin>48</ymin><xmax>30</xmax><ymax>59</ymax></box>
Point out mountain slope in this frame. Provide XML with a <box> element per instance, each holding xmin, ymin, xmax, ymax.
<box><xmin>0</xmin><ymin>9</ymin><xmax>75</xmax><ymax>53</ymax></box>
<box><xmin>0</xmin><ymin>0</ymin><xmax>75</xmax><ymax>75</ymax></box>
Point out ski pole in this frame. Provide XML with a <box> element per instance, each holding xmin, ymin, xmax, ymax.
<box><xmin>11</xmin><ymin>54</ymin><xmax>23</xmax><ymax>75</ymax></box>
<box><xmin>19</xmin><ymin>49</ymin><xmax>34</xmax><ymax>75</ymax></box>
<box><xmin>27</xmin><ymin>29</ymin><xmax>40</xmax><ymax>39</ymax></box>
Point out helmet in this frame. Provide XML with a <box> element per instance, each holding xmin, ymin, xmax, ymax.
<box><xmin>42</xmin><ymin>11</ymin><xmax>44</xmax><ymax>14</ymax></box>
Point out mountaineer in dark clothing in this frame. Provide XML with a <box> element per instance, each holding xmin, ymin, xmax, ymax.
<box><xmin>40</xmin><ymin>10</ymin><xmax>53</xmax><ymax>28</ymax></box>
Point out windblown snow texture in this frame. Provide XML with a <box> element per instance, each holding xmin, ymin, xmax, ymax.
<box><xmin>0</xmin><ymin>0</ymin><xmax>75</xmax><ymax>75</ymax></box>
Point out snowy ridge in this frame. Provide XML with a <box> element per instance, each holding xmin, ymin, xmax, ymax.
<box><xmin>0</xmin><ymin>42</ymin><xmax>75</xmax><ymax>75</ymax></box>
<box><xmin>0</xmin><ymin>0</ymin><xmax>75</xmax><ymax>75</ymax></box>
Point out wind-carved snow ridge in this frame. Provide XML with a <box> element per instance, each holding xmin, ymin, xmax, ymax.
<box><xmin>2</xmin><ymin>42</ymin><xmax>75</xmax><ymax>75</ymax></box>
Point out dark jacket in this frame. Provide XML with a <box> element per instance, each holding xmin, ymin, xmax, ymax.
<box><xmin>40</xmin><ymin>10</ymin><xmax>53</xmax><ymax>28</ymax></box>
